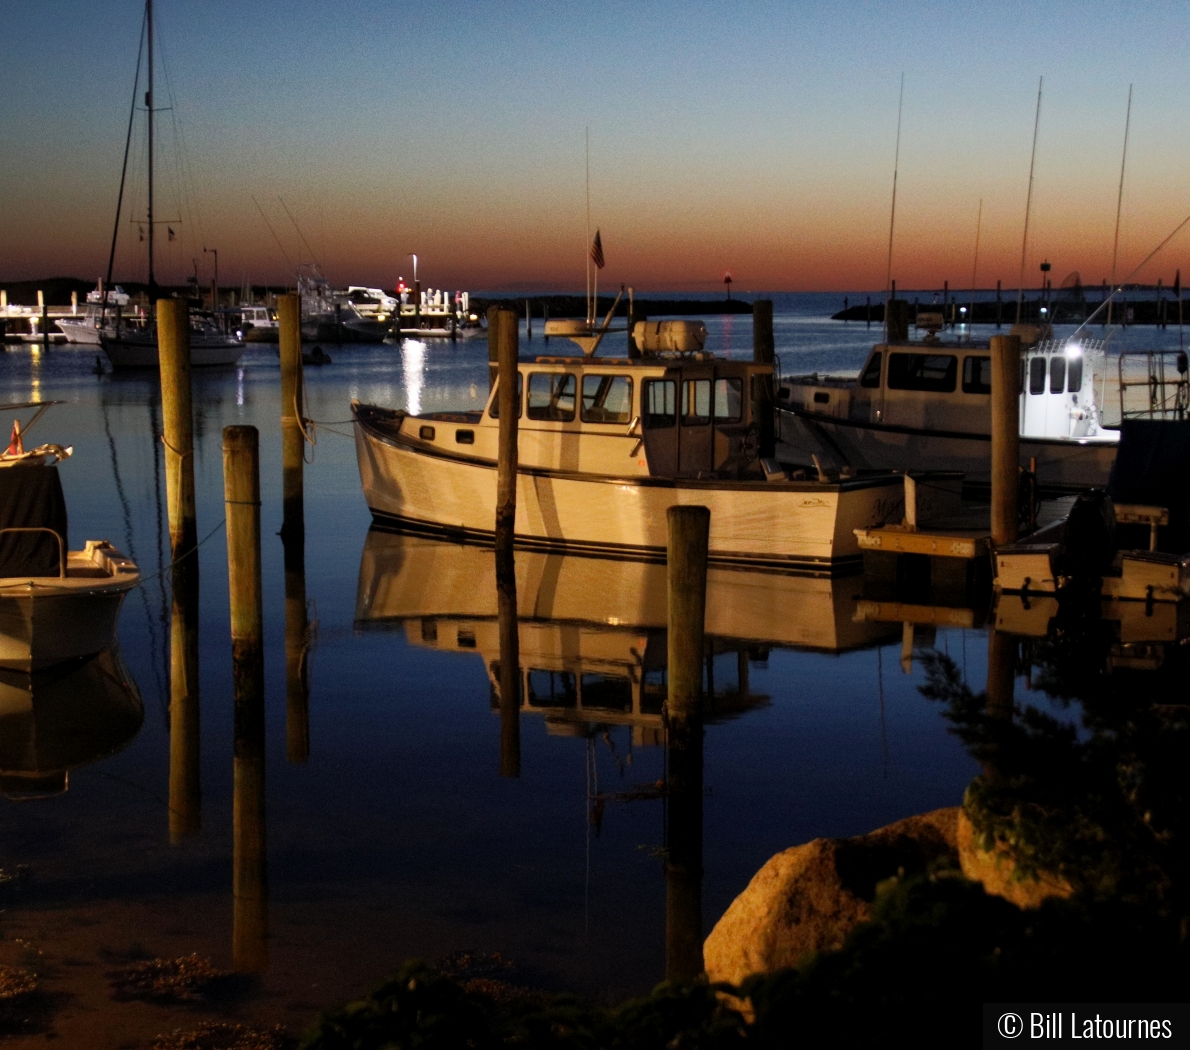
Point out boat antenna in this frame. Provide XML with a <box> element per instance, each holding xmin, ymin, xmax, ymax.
<box><xmin>883</xmin><ymin>73</ymin><xmax>904</xmax><ymax>342</ymax></box>
<box><xmin>1015</xmin><ymin>76</ymin><xmax>1042</xmax><ymax>326</ymax></box>
<box><xmin>1108</xmin><ymin>84</ymin><xmax>1132</xmax><ymax>328</ymax></box>
<box><xmin>586</xmin><ymin>126</ymin><xmax>592</xmax><ymax>325</ymax></box>
<box><xmin>146</xmin><ymin>0</ymin><xmax>156</xmax><ymax>295</ymax></box>
<box><xmin>251</xmin><ymin>196</ymin><xmax>294</xmax><ymax>273</ymax></box>
<box><xmin>278</xmin><ymin>196</ymin><xmax>321</xmax><ymax>269</ymax></box>
<box><xmin>103</xmin><ymin>4</ymin><xmax>147</xmax><ymax>319</ymax></box>
<box><xmin>968</xmin><ymin>198</ymin><xmax>982</xmax><ymax>340</ymax></box>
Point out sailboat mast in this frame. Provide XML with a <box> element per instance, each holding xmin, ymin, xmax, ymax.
<box><xmin>1108</xmin><ymin>85</ymin><xmax>1132</xmax><ymax>328</ymax></box>
<box><xmin>585</xmin><ymin>127</ymin><xmax>591</xmax><ymax>325</ymax></box>
<box><xmin>146</xmin><ymin>0</ymin><xmax>155</xmax><ymax>294</ymax></box>
<box><xmin>1016</xmin><ymin>76</ymin><xmax>1042</xmax><ymax>326</ymax></box>
<box><xmin>883</xmin><ymin>73</ymin><xmax>904</xmax><ymax>342</ymax></box>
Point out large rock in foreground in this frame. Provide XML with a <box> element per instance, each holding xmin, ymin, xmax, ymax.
<box><xmin>704</xmin><ymin>808</ymin><xmax>959</xmax><ymax>988</ymax></box>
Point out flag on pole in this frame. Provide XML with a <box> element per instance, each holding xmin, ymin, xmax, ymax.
<box><xmin>590</xmin><ymin>230</ymin><xmax>605</xmax><ymax>269</ymax></box>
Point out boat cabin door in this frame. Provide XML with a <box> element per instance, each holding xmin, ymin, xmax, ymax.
<box><xmin>641</xmin><ymin>375</ymin><xmax>679</xmax><ymax>475</ymax></box>
<box><xmin>677</xmin><ymin>367</ymin><xmax>715</xmax><ymax>476</ymax></box>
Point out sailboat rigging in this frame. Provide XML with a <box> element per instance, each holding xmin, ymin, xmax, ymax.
<box><xmin>98</xmin><ymin>0</ymin><xmax>243</xmax><ymax>369</ymax></box>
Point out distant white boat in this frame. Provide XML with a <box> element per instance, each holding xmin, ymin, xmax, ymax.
<box><xmin>239</xmin><ymin>304</ymin><xmax>278</xmax><ymax>343</ymax></box>
<box><xmin>56</xmin><ymin>285</ymin><xmax>132</xmax><ymax>345</ymax></box>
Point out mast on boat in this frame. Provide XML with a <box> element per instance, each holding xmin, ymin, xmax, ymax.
<box><xmin>146</xmin><ymin>0</ymin><xmax>155</xmax><ymax>295</ymax></box>
<box><xmin>1016</xmin><ymin>76</ymin><xmax>1042</xmax><ymax>326</ymax></box>
<box><xmin>1108</xmin><ymin>85</ymin><xmax>1132</xmax><ymax>329</ymax></box>
<box><xmin>883</xmin><ymin>73</ymin><xmax>904</xmax><ymax>342</ymax></box>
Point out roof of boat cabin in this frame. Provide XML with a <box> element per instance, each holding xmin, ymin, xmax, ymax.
<box><xmin>524</xmin><ymin>354</ymin><xmax>769</xmax><ymax>369</ymax></box>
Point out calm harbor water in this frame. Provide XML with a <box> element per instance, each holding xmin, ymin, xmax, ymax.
<box><xmin>0</xmin><ymin>293</ymin><xmax>1183</xmax><ymax>1043</ymax></box>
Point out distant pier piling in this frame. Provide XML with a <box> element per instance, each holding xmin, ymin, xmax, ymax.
<box><xmin>159</xmin><ymin>299</ymin><xmax>202</xmax><ymax>842</ymax></box>
<box><xmin>223</xmin><ymin>425</ymin><xmax>268</xmax><ymax>972</ymax></box>
<box><xmin>752</xmin><ymin>300</ymin><xmax>775</xmax><ymax>458</ymax></box>
<box><xmin>990</xmin><ymin>334</ymin><xmax>1022</xmax><ymax>546</ymax></box>
<box><xmin>277</xmin><ymin>293</ymin><xmax>309</xmax><ymax>762</ymax></box>
<box><xmin>525</xmin><ymin>299</ymin><xmax>532</xmax><ymax>339</ymax></box>
<box><xmin>665</xmin><ymin>505</ymin><xmax>710</xmax><ymax>983</ymax></box>
<box><xmin>494</xmin><ymin>306</ymin><xmax>521</xmax><ymax>777</ymax></box>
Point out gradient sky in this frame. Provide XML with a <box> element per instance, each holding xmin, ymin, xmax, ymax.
<box><xmin>4</xmin><ymin>1</ymin><xmax>1190</xmax><ymax>292</ymax></box>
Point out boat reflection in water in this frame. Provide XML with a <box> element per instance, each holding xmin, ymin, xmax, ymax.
<box><xmin>355</xmin><ymin>529</ymin><xmax>901</xmax><ymax>741</ymax></box>
<box><xmin>356</xmin><ymin>529</ymin><xmax>902</xmax><ymax>979</ymax></box>
<box><xmin>0</xmin><ymin>647</ymin><xmax>143</xmax><ymax>799</ymax></box>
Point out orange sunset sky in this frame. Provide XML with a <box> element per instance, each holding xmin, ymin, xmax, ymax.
<box><xmin>4</xmin><ymin>1</ymin><xmax>1190</xmax><ymax>293</ymax></box>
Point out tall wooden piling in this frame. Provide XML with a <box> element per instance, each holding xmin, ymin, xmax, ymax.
<box><xmin>493</xmin><ymin>306</ymin><xmax>521</xmax><ymax>776</ymax></box>
<box><xmin>494</xmin><ymin>307</ymin><xmax>519</xmax><ymax>558</ymax></box>
<box><xmin>752</xmin><ymin>300</ymin><xmax>776</xmax><ymax>458</ymax></box>
<box><xmin>158</xmin><ymin>300</ymin><xmax>203</xmax><ymax>840</ymax></box>
<box><xmin>278</xmin><ymin>294</ymin><xmax>304</xmax><ymax>544</ymax></box>
<box><xmin>665</xmin><ymin>505</ymin><xmax>710</xmax><ymax>983</ymax></box>
<box><xmin>223</xmin><ymin>426</ymin><xmax>267</xmax><ymax>972</ymax></box>
<box><xmin>990</xmin><ymin>334</ymin><xmax>1022</xmax><ymax>546</ymax></box>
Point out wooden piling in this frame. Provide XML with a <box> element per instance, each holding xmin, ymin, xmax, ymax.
<box><xmin>158</xmin><ymin>300</ymin><xmax>197</xmax><ymax>559</ymax></box>
<box><xmin>494</xmin><ymin>307</ymin><xmax>519</xmax><ymax>560</ymax></box>
<box><xmin>665</xmin><ymin>505</ymin><xmax>709</xmax><ymax>983</ymax></box>
<box><xmin>752</xmin><ymin>300</ymin><xmax>775</xmax><ymax>459</ymax></box>
<box><xmin>525</xmin><ymin>299</ymin><xmax>532</xmax><ymax>339</ymax></box>
<box><xmin>279</xmin><ymin>293</ymin><xmax>311</xmax><ymax>765</ymax></box>
<box><xmin>990</xmin><ymin>334</ymin><xmax>1022</xmax><ymax>546</ymax></box>
<box><xmin>497</xmin><ymin>565</ymin><xmax>520</xmax><ymax>778</ymax></box>
<box><xmin>168</xmin><ymin>549</ymin><xmax>201</xmax><ymax>843</ymax></box>
<box><xmin>223</xmin><ymin>425</ymin><xmax>267</xmax><ymax>972</ymax></box>
<box><xmin>277</xmin><ymin>294</ymin><xmax>304</xmax><ymax>544</ymax></box>
<box><xmin>487</xmin><ymin>306</ymin><xmax>500</xmax><ymax>390</ymax></box>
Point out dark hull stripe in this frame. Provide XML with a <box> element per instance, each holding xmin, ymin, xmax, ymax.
<box><xmin>366</xmin><ymin>509</ymin><xmax>863</xmax><ymax>578</ymax></box>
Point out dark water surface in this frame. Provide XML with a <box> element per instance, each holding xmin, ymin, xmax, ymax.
<box><xmin>0</xmin><ymin>295</ymin><xmax>1178</xmax><ymax>1041</ymax></box>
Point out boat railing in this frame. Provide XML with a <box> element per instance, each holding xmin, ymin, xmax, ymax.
<box><xmin>0</xmin><ymin>527</ymin><xmax>66</xmax><ymax>579</ymax></box>
<box><xmin>1117</xmin><ymin>349</ymin><xmax>1190</xmax><ymax>421</ymax></box>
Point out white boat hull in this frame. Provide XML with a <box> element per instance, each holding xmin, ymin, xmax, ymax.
<box><xmin>354</xmin><ymin>406</ymin><xmax>906</xmax><ymax>575</ymax></box>
<box><xmin>778</xmin><ymin>409</ymin><xmax>1118</xmax><ymax>494</ymax></box>
<box><xmin>0</xmin><ymin>541</ymin><xmax>139</xmax><ymax>670</ymax></box>
<box><xmin>101</xmin><ymin>337</ymin><xmax>245</xmax><ymax>369</ymax></box>
<box><xmin>55</xmin><ymin>318</ymin><xmax>104</xmax><ymax>345</ymax></box>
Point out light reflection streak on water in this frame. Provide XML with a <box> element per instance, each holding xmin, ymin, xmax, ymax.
<box><xmin>237</xmin><ymin>367</ymin><xmax>245</xmax><ymax>406</ymax></box>
<box><xmin>29</xmin><ymin>346</ymin><xmax>41</xmax><ymax>402</ymax></box>
<box><xmin>401</xmin><ymin>340</ymin><xmax>427</xmax><ymax>415</ymax></box>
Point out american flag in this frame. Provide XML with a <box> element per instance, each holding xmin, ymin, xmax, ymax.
<box><xmin>590</xmin><ymin>230</ymin><xmax>605</xmax><ymax>269</ymax></box>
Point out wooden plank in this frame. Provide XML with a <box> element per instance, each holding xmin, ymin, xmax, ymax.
<box><xmin>853</xmin><ymin>525</ymin><xmax>988</xmax><ymax>560</ymax></box>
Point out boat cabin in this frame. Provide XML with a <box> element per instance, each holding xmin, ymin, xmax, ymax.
<box><xmin>781</xmin><ymin>337</ymin><xmax>1109</xmax><ymax>440</ymax></box>
<box><xmin>405</xmin><ymin>353</ymin><xmax>774</xmax><ymax>479</ymax></box>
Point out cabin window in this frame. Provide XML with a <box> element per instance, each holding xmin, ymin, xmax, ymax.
<box><xmin>961</xmin><ymin>356</ymin><xmax>992</xmax><ymax>394</ymax></box>
<box><xmin>886</xmin><ymin>353</ymin><xmax>957</xmax><ymax>392</ymax></box>
<box><xmin>714</xmin><ymin>377</ymin><xmax>743</xmax><ymax>421</ymax></box>
<box><xmin>681</xmin><ymin>379</ymin><xmax>711</xmax><ymax>426</ymax></box>
<box><xmin>1049</xmin><ymin>356</ymin><xmax>1066</xmax><ymax>394</ymax></box>
<box><xmin>455</xmin><ymin>429</ymin><xmax>475</xmax><ymax>444</ymax></box>
<box><xmin>527</xmin><ymin>372</ymin><xmax>577</xmax><ymax>421</ymax></box>
<box><xmin>488</xmin><ymin>373</ymin><xmax>522</xmax><ymax>418</ymax></box>
<box><xmin>1029</xmin><ymin>357</ymin><xmax>1046</xmax><ymax>395</ymax></box>
<box><xmin>419</xmin><ymin>425</ymin><xmax>436</xmax><ymax>440</ymax></box>
<box><xmin>581</xmin><ymin>375</ymin><xmax>633</xmax><ymax>423</ymax></box>
<box><xmin>1067</xmin><ymin>356</ymin><xmax>1083</xmax><ymax>392</ymax></box>
<box><xmin>860</xmin><ymin>353</ymin><xmax>882</xmax><ymax>388</ymax></box>
<box><xmin>528</xmin><ymin>670</ymin><xmax>576</xmax><ymax>708</ymax></box>
<box><xmin>644</xmin><ymin>380</ymin><xmax>676</xmax><ymax>428</ymax></box>
<box><xmin>581</xmin><ymin>673</ymin><xmax>632</xmax><ymax>711</ymax></box>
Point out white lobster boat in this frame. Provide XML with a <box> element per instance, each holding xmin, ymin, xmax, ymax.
<box><xmin>779</xmin><ymin>326</ymin><xmax>1119</xmax><ymax>494</ymax></box>
<box><xmin>353</xmin><ymin>326</ymin><xmax>914</xmax><ymax>575</ymax></box>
